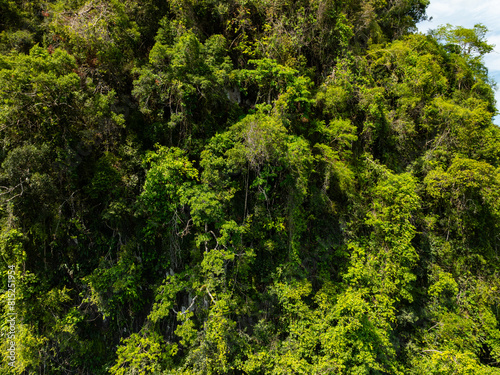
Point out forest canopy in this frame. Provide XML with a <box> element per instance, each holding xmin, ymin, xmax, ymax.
<box><xmin>1</xmin><ymin>0</ymin><xmax>500</xmax><ymax>374</ymax></box>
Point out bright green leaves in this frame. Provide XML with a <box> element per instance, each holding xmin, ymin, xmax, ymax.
<box><xmin>84</xmin><ymin>248</ymin><xmax>144</xmax><ymax>321</ymax></box>
<box><xmin>229</xmin><ymin>111</ymin><xmax>314</xmax><ymax>197</ymax></box>
<box><xmin>368</xmin><ymin>39</ymin><xmax>448</xmax><ymax>101</ymax></box>
<box><xmin>286</xmin><ymin>135</ymin><xmax>314</xmax><ymax>197</ymax></box>
<box><xmin>360</xmin><ymin>35</ymin><xmax>448</xmax><ymax>161</ymax></box>
<box><xmin>250</xmin><ymin>279</ymin><xmax>399</xmax><ymax>374</ymax></box>
<box><xmin>142</xmin><ymin>146</ymin><xmax>198</xmax><ymax>224</ymax></box>
<box><xmin>324</xmin><ymin>172</ymin><xmax>421</xmax><ymax>374</ymax></box>
<box><xmin>140</xmin><ymin>145</ymin><xmax>202</xmax><ymax>269</ymax></box>
<box><xmin>425</xmin><ymin>157</ymin><xmax>496</xmax><ymax>202</ymax></box>
<box><xmin>201</xmin><ymin>249</ymin><xmax>234</xmax><ymax>289</ymax></box>
<box><xmin>317</xmin><ymin>118</ymin><xmax>357</xmax><ymax>152</ymax></box>
<box><xmin>237</xmin><ymin>58</ymin><xmax>314</xmax><ymax>132</ymax></box>
<box><xmin>316</xmin><ymin>63</ymin><xmax>354</xmax><ymax>120</ymax></box>
<box><xmin>327</xmin><ymin>31</ymin><xmax>498</xmax><ymax>170</ymax></box>
<box><xmin>48</xmin><ymin>0</ymin><xmax>140</xmax><ymax>74</ymax></box>
<box><xmin>324</xmin><ymin>288</ymin><xmax>399</xmax><ymax>375</ymax></box>
<box><xmin>0</xmin><ymin>44</ymin><xmax>125</xmax><ymax>171</ymax></box>
<box><xmin>142</xmin><ymin>144</ymin><xmax>240</xmax><ymax>240</ymax></box>
<box><xmin>314</xmin><ymin>143</ymin><xmax>355</xmax><ymax>196</ymax></box>
<box><xmin>230</xmin><ymin>112</ymin><xmax>287</xmax><ymax>170</ymax></box>
<box><xmin>414</xmin><ymin>153</ymin><xmax>500</xmax><ymax>372</ymax></box>
<box><xmin>428</xmin><ymin>266</ymin><xmax>459</xmax><ymax>302</ymax></box>
<box><xmin>133</xmin><ymin>28</ymin><xmax>234</xmax><ymax>144</ymax></box>
<box><xmin>0</xmin><ymin>46</ymin><xmax>79</xmax><ymax>147</ymax></box>
<box><xmin>410</xmin><ymin>350</ymin><xmax>497</xmax><ymax>375</ymax></box>
<box><xmin>340</xmin><ymin>170</ymin><xmax>421</xmax><ymax>372</ymax></box>
<box><xmin>367</xmin><ymin>172</ymin><xmax>421</xmax><ymax>235</ymax></box>
<box><xmin>135</xmin><ymin>31</ymin><xmax>316</xmax><ymax>146</ymax></box>
<box><xmin>189</xmin><ymin>297</ymin><xmax>239</xmax><ymax>374</ymax></box>
<box><xmin>0</xmin><ymin>229</ymin><xmax>26</xmax><ymax>268</ymax></box>
<box><xmin>148</xmin><ymin>272</ymin><xmax>188</xmax><ymax>325</ymax></box>
<box><xmin>192</xmin><ymin>189</ymin><xmax>229</xmax><ymax>231</ymax></box>
<box><xmin>431</xmin><ymin>24</ymin><xmax>494</xmax><ymax>59</ymax></box>
<box><xmin>2</xmin><ymin>0</ymin><xmax>500</xmax><ymax>373</ymax></box>
<box><xmin>423</xmin><ymin>97</ymin><xmax>494</xmax><ymax>157</ymax></box>
<box><xmin>313</xmin><ymin>118</ymin><xmax>357</xmax><ymax>195</ymax></box>
<box><xmin>238</xmin><ymin>58</ymin><xmax>311</xmax><ymax>105</ymax></box>
<box><xmin>412</xmin><ymin>276</ymin><xmax>500</xmax><ymax>375</ymax></box>
<box><xmin>141</xmin><ymin>141</ymin><xmax>250</xmax><ymax>279</ymax></box>
<box><xmin>424</xmin><ymin>156</ymin><xmax>500</xmax><ymax>257</ymax></box>
<box><xmin>351</xmin><ymin>172</ymin><xmax>421</xmax><ymax>303</ymax></box>
<box><xmin>199</xmin><ymin>131</ymin><xmax>240</xmax><ymax>191</ymax></box>
<box><xmin>110</xmin><ymin>331</ymin><xmax>172</xmax><ymax>375</ymax></box>
<box><xmin>231</xmin><ymin>0</ymin><xmax>354</xmax><ymax>69</ymax></box>
<box><xmin>263</xmin><ymin>279</ymin><xmax>317</xmax><ymax>374</ymax></box>
<box><xmin>162</xmin><ymin>31</ymin><xmax>230</xmax><ymax>79</ymax></box>
<box><xmin>146</xmin><ymin>255</ymin><xmax>250</xmax><ymax>374</ymax></box>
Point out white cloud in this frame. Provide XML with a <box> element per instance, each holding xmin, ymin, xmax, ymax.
<box><xmin>420</xmin><ymin>0</ymin><xmax>500</xmax><ymax>32</ymax></box>
<box><xmin>484</xmin><ymin>50</ymin><xmax>500</xmax><ymax>75</ymax></box>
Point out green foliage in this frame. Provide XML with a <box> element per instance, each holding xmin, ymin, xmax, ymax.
<box><xmin>48</xmin><ymin>0</ymin><xmax>140</xmax><ymax>77</ymax></box>
<box><xmin>364</xmin><ymin>172</ymin><xmax>421</xmax><ymax>302</ymax></box>
<box><xmin>0</xmin><ymin>45</ymin><xmax>124</xmax><ymax>154</ymax></box>
<box><xmin>141</xmin><ymin>146</ymin><xmax>198</xmax><ymax>224</ymax></box>
<box><xmin>431</xmin><ymin>23</ymin><xmax>495</xmax><ymax>58</ymax></box>
<box><xmin>110</xmin><ymin>331</ymin><xmax>173</xmax><ymax>375</ymax></box>
<box><xmin>84</xmin><ymin>250</ymin><xmax>144</xmax><ymax>320</ymax></box>
<box><xmin>1</xmin><ymin>0</ymin><xmax>500</xmax><ymax>374</ymax></box>
<box><xmin>133</xmin><ymin>27</ymin><xmax>234</xmax><ymax>145</ymax></box>
<box><xmin>0</xmin><ymin>46</ymin><xmax>80</xmax><ymax>148</ymax></box>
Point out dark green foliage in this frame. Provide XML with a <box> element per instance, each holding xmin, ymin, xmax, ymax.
<box><xmin>1</xmin><ymin>1</ymin><xmax>500</xmax><ymax>374</ymax></box>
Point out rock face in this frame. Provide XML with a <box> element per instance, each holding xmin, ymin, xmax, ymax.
<box><xmin>226</xmin><ymin>86</ymin><xmax>241</xmax><ymax>104</ymax></box>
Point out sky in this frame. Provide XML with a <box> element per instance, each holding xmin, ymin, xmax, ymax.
<box><xmin>416</xmin><ymin>0</ymin><xmax>500</xmax><ymax>124</ymax></box>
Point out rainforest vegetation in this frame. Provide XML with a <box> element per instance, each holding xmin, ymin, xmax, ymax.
<box><xmin>1</xmin><ymin>0</ymin><xmax>500</xmax><ymax>373</ymax></box>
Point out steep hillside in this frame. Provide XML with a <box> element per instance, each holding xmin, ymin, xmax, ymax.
<box><xmin>1</xmin><ymin>0</ymin><xmax>499</xmax><ymax>374</ymax></box>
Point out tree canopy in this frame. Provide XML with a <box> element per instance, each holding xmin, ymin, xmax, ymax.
<box><xmin>0</xmin><ymin>0</ymin><xmax>499</xmax><ymax>374</ymax></box>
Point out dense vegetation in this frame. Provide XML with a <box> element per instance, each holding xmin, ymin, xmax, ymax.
<box><xmin>1</xmin><ymin>0</ymin><xmax>500</xmax><ymax>373</ymax></box>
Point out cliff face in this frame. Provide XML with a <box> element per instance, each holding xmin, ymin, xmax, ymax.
<box><xmin>0</xmin><ymin>1</ymin><xmax>499</xmax><ymax>374</ymax></box>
